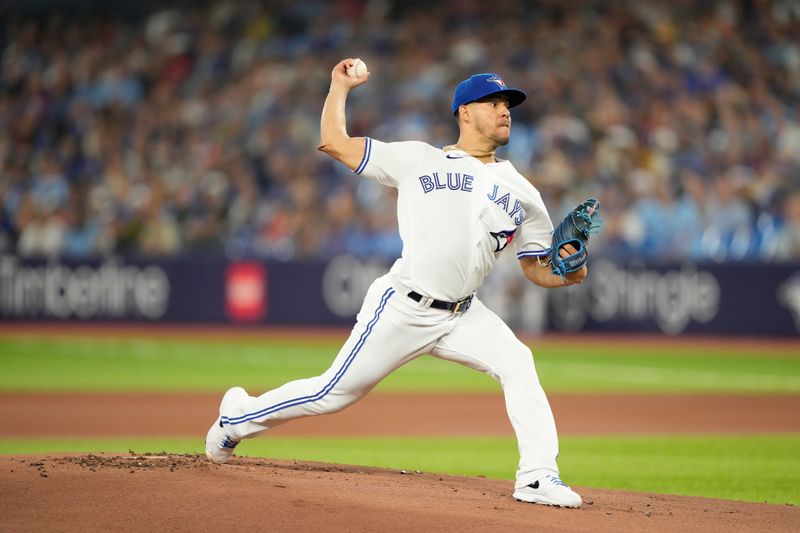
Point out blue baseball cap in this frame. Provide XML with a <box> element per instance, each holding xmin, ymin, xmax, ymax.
<box><xmin>451</xmin><ymin>73</ymin><xmax>527</xmax><ymax>114</ymax></box>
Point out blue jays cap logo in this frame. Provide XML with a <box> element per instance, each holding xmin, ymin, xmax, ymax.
<box><xmin>451</xmin><ymin>72</ymin><xmax>527</xmax><ymax>114</ymax></box>
<box><xmin>486</xmin><ymin>75</ymin><xmax>506</xmax><ymax>89</ymax></box>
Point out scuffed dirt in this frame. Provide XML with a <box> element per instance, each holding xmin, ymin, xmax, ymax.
<box><xmin>1</xmin><ymin>454</ymin><xmax>798</xmax><ymax>533</ymax></box>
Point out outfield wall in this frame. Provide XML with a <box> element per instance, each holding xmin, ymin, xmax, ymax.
<box><xmin>1</xmin><ymin>254</ymin><xmax>798</xmax><ymax>337</ymax></box>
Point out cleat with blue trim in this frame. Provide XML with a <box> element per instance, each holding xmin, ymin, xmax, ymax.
<box><xmin>512</xmin><ymin>474</ymin><xmax>582</xmax><ymax>508</ymax></box>
<box><xmin>205</xmin><ymin>387</ymin><xmax>249</xmax><ymax>464</ymax></box>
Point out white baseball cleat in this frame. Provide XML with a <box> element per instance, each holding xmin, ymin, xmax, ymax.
<box><xmin>513</xmin><ymin>474</ymin><xmax>582</xmax><ymax>508</ymax></box>
<box><xmin>205</xmin><ymin>386</ymin><xmax>249</xmax><ymax>464</ymax></box>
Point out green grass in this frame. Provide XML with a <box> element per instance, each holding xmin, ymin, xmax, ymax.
<box><xmin>3</xmin><ymin>332</ymin><xmax>797</xmax><ymax>506</ymax></box>
<box><xmin>2</xmin><ymin>434</ymin><xmax>797</xmax><ymax>506</ymax></box>
<box><xmin>1</xmin><ymin>336</ymin><xmax>799</xmax><ymax>393</ymax></box>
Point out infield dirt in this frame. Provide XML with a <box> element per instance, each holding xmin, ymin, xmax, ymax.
<box><xmin>3</xmin><ymin>325</ymin><xmax>799</xmax><ymax>531</ymax></box>
<box><xmin>2</xmin><ymin>390</ymin><xmax>800</xmax><ymax>532</ymax></box>
<box><xmin>2</xmin><ymin>391</ymin><xmax>800</xmax><ymax>437</ymax></box>
<box><xmin>2</xmin><ymin>453</ymin><xmax>798</xmax><ymax>532</ymax></box>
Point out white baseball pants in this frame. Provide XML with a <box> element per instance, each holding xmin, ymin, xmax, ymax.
<box><xmin>220</xmin><ymin>274</ymin><xmax>560</xmax><ymax>487</ymax></box>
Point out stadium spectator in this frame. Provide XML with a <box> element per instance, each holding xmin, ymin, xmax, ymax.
<box><xmin>1</xmin><ymin>0</ymin><xmax>799</xmax><ymax>263</ymax></box>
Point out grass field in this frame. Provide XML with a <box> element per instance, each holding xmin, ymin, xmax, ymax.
<box><xmin>2</xmin><ymin>336</ymin><xmax>800</xmax><ymax>393</ymax></box>
<box><xmin>2</xmin><ymin>332</ymin><xmax>799</xmax><ymax>506</ymax></box>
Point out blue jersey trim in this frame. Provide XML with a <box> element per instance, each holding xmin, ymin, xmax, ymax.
<box><xmin>222</xmin><ymin>286</ymin><xmax>395</xmax><ymax>426</ymax></box>
<box><xmin>354</xmin><ymin>137</ymin><xmax>372</xmax><ymax>175</ymax></box>
<box><xmin>516</xmin><ymin>250</ymin><xmax>550</xmax><ymax>259</ymax></box>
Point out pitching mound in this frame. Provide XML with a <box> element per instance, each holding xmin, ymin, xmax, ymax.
<box><xmin>2</xmin><ymin>454</ymin><xmax>798</xmax><ymax>532</ymax></box>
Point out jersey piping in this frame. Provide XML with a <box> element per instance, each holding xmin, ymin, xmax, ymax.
<box><xmin>517</xmin><ymin>249</ymin><xmax>550</xmax><ymax>259</ymax></box>
<box><xmin>354</xmin><ymin>137</ymin><xmax>373</xmax><ymax>175</ymax></box>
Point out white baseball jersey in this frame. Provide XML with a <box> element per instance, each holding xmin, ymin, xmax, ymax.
<box><xmin>355</xmin><ymin>138</ymin><xmax>554</xmax><ymax>301</ymax></box>
<box><xmin>218</xmin><ymin>137</ymin><xmax>564</xmax><ymax>491</ymax></box>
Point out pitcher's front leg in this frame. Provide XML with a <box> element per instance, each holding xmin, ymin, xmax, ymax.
<box><xmin>223</xmin><ymin>285</ymin><xmax>399</xmax><ymax>439</ymax></box>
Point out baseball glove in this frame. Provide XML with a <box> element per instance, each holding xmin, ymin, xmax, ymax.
<box><xmin>547</xmin><ymin>197</ymin><xmax>602</xmax><ymax>278</ymax></box>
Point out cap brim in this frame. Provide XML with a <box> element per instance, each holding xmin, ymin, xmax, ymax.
<box><xmin>458</xmin><ymin>88</ymin><xmax>527</xmax><ymax>113</ymax></box>
<box><xmin>489</xmin><ymin>88</ymin><xmax>527</xmax><ymax>108</ymax></box>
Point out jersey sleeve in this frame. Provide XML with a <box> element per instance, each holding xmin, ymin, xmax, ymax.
<box><xmin>514</xmin><ymin>191</ymin><xmax>554</xmax><ymax>259</ymax></box>
<box><xmin>354</xmin><ymin>138</ymin><xmax>426</xmax><ymax>187</ymax></box>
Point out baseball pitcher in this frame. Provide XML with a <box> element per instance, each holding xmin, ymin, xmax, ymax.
<box><xmin>206</xmin><ymin>58</ymin><xmax>600</xmax><ymax>508</ymax></box>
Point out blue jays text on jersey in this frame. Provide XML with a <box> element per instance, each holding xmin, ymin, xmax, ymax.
<box><xmin>487</xmin><ymin>183</ymin><xmax>526</xmax><ymax>225</ymax></box>
<box><xmin>417</xmin><ymin>171</ymin><xmax>527</xmax><ymax>226</ymax></box>
<box><xmin>418</xmin><ymin>172</ymin><xmax>474</xmax><ymax>193</ymax></box>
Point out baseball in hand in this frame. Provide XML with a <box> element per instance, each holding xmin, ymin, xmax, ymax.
<box><xmin>346</xmin><ymin>59</ymin><xmax>368</xmax><ymax>78</ymax></box>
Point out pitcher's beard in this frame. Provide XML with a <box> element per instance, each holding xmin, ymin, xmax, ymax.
<box><xmin>443</xmin><ymin>124</ymin><xmax>510</xmax><ymax>158</ymax></box>
<box><xmin>492</xmin><ymin>132</ymin><xmax>509</xmax><ymax>146</ymax></box>
<box><xmin>480</xmin><ymin>122</ymin><xmax>509</xmax><ymax>147</ymax></box>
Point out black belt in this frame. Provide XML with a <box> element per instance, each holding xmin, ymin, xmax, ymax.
<box><xmin>407</xmin><ymin>291</ymin><xmax>473</xmax><ymax>314</ymax></box>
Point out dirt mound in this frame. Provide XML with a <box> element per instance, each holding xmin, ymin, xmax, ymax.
<box><xmin>1</xmin><ymin>454</ymin><xmax>797</xmax><ymax>532</ymax></box>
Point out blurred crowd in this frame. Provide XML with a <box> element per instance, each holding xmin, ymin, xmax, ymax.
<box><xmin>2</xmin><ymin>0</ymin><xmax>800</xmax><ymax>263</ymax></box>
